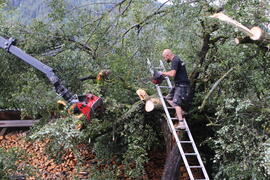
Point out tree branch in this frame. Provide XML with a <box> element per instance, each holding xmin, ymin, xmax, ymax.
<box><xmin>122</xmin><ymin>9</ymin><xmax>168</xmax><ymax>37</ymax></box>
<box><xmin>198</xmin><ymin>67</ymin><xmax>234</xmax><ymax>111</ymax></box>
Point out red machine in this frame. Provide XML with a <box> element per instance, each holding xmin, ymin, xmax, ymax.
<box><xmin>0</xmin><ymin>36</ymin><xmax>103</xmax><ymax>121</ymax></box>
<box><xmin>69</xmin><ymin>94</ymin><xmax>103</xmax><ymax>121</ymax></box>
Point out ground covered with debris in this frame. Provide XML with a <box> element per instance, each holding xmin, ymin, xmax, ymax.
<box><xmin>0</xmin><ymin>131</ymin><xmax>166</xmax><ymax>179</ymax></box>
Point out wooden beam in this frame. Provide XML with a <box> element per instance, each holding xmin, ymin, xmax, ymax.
<box><xmin>0</xmin><ymin>120</ymin><xmax>39</xmax><ymax>127</ymax></box>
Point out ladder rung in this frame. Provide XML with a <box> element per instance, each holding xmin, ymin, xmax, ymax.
<box><xmin>180</xmin><ymin>141</ymin><xmax>192</xmax><ymax>143</ymax></box>
<box><xmin>184</xmin><ymin>153</ymin><xmax>197</xmax><ymax>156</ymax></box>
<box><xmin>171</xmin><ymin>118</ymin><xmax>178</xmax><ymax>120</ymax></box>
<box><xmin>190</xmin><ymin>166</ymin><xmax>202</xmax><ymax>168</ymax></box>
<box><xmin>167</xmin><ymin>107</ymin><xmax>174</xmax><ymax>109</ymax></box>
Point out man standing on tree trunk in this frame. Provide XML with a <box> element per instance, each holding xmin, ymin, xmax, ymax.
<box><xmin>161</xmin><ymin>49</ymin><xmax>190</xmax><ymax>130</ymax></box>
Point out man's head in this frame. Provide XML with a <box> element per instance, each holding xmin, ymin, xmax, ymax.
<box><xmin>162</xmin><ymin>49</ymin><xmax>174</xmax><ymax>63</ymax></box>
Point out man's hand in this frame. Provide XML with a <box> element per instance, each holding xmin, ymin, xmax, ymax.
<box><xmin>162</xmin><ymin>70</ymin><xmax>176</xmax><ymax>77</ymax></box>
<box><xmin>153</xmin><ymin>70</ymin><xmax>163</xmax><ymax>79</ymax></box>
<box><xmin>157</xmin><ymin>71</ymin><xmax>163</xmax><ymax>77</ymax></box>
<box><xmin>161</xmin><ymin>71</ymin><xmax>166</xmax><ymax>76</ymax></box>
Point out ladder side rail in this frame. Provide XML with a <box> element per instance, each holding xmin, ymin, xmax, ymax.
<box><xmin>156</xmin><ymin>85</ymin><xmax>195</xmax><ymax>180</ymax></box>
<box><xmin>184</xmin><ymin>119</ymin><xmax>210</xmax><ymax>180</ymax></box>
<box><xmin>156</xmin><ymin>86</ymin><xmax>173</xmax><ymax>133</ymax></box>
<box><xmin>157</xmin><ymin>64</ymin><xmax>174</xmax><ymax>134</ymax></box>
<box><xmin>159</xmin><ymin>57</ymin><xmax>209</xmax><ymax>179</ymax></box>
<box><xmin>148</xmin><ymin>59</ymin><xmax>206</xmax><ymax>180</ymax></box>
<box><xmin>147</xmin><ymin>58</ymin><xmax>154</xmax><ymax>75</ymax></box>
<box><xmin>159</xmin><ymin>60</ymin><xmax>173</xmax><ymax>88</ymax></box>
<box><xmin>160</xmin><ymin>75</ymin><xmax>209</xmax><ymax>179</ymax></box>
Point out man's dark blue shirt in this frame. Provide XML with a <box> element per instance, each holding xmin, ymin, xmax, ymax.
<box><xmin>171</xmin><ymin>56</ymin><xmax>189</xmax><ymax>85</ymax></box>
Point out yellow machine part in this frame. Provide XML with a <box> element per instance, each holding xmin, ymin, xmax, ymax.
<box><xmin>57</xmin><ymin>100</ymin><xmax>84</xmax><ymax>119</ymax></box>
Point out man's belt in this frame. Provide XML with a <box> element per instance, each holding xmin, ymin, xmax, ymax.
<box><xmin>175</xmin><ymin>83</ymin><xmax>189</xmax><ymax>87</ymax></box>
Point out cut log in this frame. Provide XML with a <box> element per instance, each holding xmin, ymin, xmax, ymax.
<box><xmin>234</xmin><ymin>37</ymin><xmax>270</xmax><ymax>51</ymax></box>
<box><xmin>136</xmin><ymin>89</ymin><xmax>150</xmax><ymax>101</ymax></box>
<box><xmin>145</xmin><ymin>98</ymin><xmax>163</xmax><ymax>112</ymax></box>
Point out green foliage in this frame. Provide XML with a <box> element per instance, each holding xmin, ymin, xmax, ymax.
<box><xmin>262</xmin><ymin>140</ymin><xmax>270</xmax><ymax>176</ymax></box>
<box><xmin>0</xmin><ymin>147</ymin><xmax>32</xmax><ymax>178</ymax></box>
<box><xmin>88</xmin><ymin>166</ymin><xmax>118</xmax><ymax>180</ymax></box>
<box><xmin>2</xmin><ymin>0</ymin><xmax>270</xmax><ymax>179</ymax></box>
<box><xmin>47</xmin><ymin>0</ymin><xmax>67</xmax><ymax>22</ymax></box>
<box><xmin>78</xmin><ymin>101</ymin><xmax>161</xmax><ymax>178</ymax></box>
<box><xmin>29</xmin><ymin>116</ymin><xmax>83</xmax><ymax>162</ymax></box>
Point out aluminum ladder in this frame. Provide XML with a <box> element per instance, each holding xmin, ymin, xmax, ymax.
<box><xmin>147</xmin><ymin>58</ymin><xmax>209</xmax><ymax>180</ymax></box>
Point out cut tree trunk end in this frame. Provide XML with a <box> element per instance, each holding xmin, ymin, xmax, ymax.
<box><xmin>136</xmin><ymin>89</ymin><xmax>163</xmax><ymax>112</ymax></box>
<box><xmin>210</xmin><ymin>12</ymin><xmax>270</xmax><ymax>43</ymax></box>
<box><xmin>145</xmin><ymin>98</ymin><xmax>163</xmax><ymax>112</ymax></box>
<box><xmin>250</xmin><ymin>26</ymin><xmax>270</xmax><ymax>41</ymax></box>
<box><xmin>136</xmin><ymin>89</ymin><xmax>150</xmax><ymax>101</ymax></box>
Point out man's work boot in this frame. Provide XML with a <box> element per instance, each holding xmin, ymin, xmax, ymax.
<box><xmin>174</xmin><ymin>120</ymin><xmax>186</xmax><ymax>130</ymax></box>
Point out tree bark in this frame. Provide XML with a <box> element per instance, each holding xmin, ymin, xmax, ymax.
<box><xmin>161</xmin><ymin>144</ymin><xmax>182</xmax><ymax>180</ymax></box>
<box><xmin>234</xmin><ymin>37</ymin><xmax>254</xmax><ymax>45</ymax></box>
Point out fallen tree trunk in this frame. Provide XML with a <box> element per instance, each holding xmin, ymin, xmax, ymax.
<box><xmin>137</xmin><ymin>88</ymin><xmax>188</xmax><ymax>179</ymax></box>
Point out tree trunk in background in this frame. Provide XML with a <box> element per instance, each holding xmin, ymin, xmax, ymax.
<box><xmin>161</xmin><ymin>116</ymin><xmax>184</xmax><ymax>180</ymax></box>
<box><xmin>161</xmin><ymin>144</ymin><xmax>182</xmax><ymax>180</ymax></box>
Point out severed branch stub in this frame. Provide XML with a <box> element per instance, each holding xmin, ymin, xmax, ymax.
<box><xmin>136</xmin><ymin>88</ymin><xmax>150</xmax><ymax>101</ymax></box>
<box><xmin>210</xmin><ymin>12</ymin><xmax>270</xmax><ymax>43</ymax></box>
<box><xmin>136</xmin><ymin>89</ymin><xmax>162</xmax><ymax>112</ymax></box>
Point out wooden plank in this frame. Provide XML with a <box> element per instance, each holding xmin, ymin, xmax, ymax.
<box><xmin>0</xmin><ymin>120</ymin><xmax>39</xmax><ymax>127</ymax></box>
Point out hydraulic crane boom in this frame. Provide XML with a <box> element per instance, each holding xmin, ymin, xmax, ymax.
<box><xmin>0</xmin><ymin>36</ymin><xmax>78</xmax><ymax>103</ymax></box>
<box><xmin>0</xmin><ymin>36</ymin><xmax>102</xmax><ymax>121</ymax></box>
